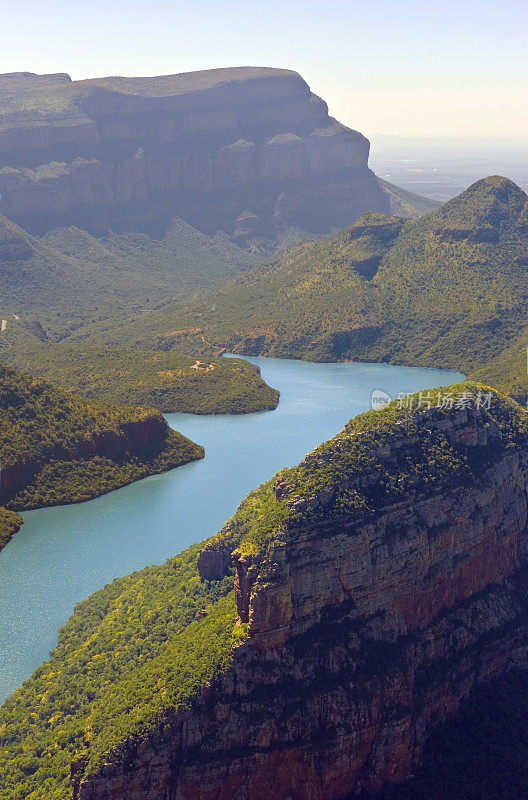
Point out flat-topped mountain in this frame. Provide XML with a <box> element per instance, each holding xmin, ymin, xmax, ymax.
<box><xmin>0</xmin><ymin>65</ymin><xmax>437</xmax><ymax>357</ymax></box>
<box><xmin>2</xmin><ymin>384</ymin><xmax>528</xmax><ymax>798</ymax></box>
<box><xmin>0</xmin><ymin>67</ymin><xmax>388</xmax><ymax>237</ymax></box>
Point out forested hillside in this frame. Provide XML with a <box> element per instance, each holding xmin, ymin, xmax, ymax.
<box><xmin>81</xmin><ymin>177</ymin><xmax>528</xmax><ymax>399</ymax></box>
<box><xmin>0</xmin><ymin>364</ymin><xmax>203</xmax><ymax>548</ymax></box>
<box><xmin>0</xmin><ymin>337</ymin><xmax>279</xmax><ymax>414</ymax></box>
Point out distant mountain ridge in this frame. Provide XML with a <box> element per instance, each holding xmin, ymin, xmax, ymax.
<box><xmin>0</xmin><ymin>65</ymin><xmax>439</xmax><ymax>361</ymax></box>
<box><xmin>0</xmin><ymin>67</ymin><xmax>389</xmax><ymax>238</ymax></box>
<box><xmin>0</xmin><ymin>210</ymin><xmax>257</xmax><ymax>336</ymax></box>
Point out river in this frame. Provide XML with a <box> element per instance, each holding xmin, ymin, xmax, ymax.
<box><xmin>0</xmin><ymin>357</ymin><xmax>463</xmax><ymax>701</ymax></box>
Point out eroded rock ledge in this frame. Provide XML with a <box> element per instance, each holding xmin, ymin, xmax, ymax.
<box><xmin>74</xmin><ymin>388</ymin><xmax>528</xmax><ymax>799</ymax></box>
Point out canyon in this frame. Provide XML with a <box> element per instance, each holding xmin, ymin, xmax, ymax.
<box><xmin>67</xmin><ymin>386</ymin><xmax>528</xmax><ymax>800</ymax></box>
<box><xmin>1</xmin><ymin>65</ymin><xmax>527</xmax><ymax>800</ymax></box>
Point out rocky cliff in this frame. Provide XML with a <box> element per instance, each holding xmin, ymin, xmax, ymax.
<box><xmin>69</xmin><ymin>384</ymin><xmax>528</xmax><ymax>800</ymax></box>
<box><xmin>0</xmin><ymin>68</ymin><xmax>388</xmax><ymax>235</ymax></box>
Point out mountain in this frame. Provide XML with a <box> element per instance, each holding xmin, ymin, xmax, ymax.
<box><xmin>0</xmin><ymin>363</ymin><xmax>203</xmax><ymax>547</ymax></box>
<box><xmin>94</xmin><ymin>176</ymin><xmax>527</xmax><ymax>398</ymax></box>
<box><xmin>0</xmin><ymin>66</ymin><xmax>438</xmax><ymax>367</ymax></box>
<box><xmin>2</xmin><ymin>384</ymin><xmax>528</xmax><ymax>799</ymax></box>
<box><xmin>0</xmin><ymin>212</ymin><xmax>257</xmax><ymax>337</ymax></box>
<box><xmin>0</xmin><ymin>68</ymin><xmax>388</xmax><ymax>238</ymax></box>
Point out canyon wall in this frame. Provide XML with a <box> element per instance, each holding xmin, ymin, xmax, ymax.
<box><xmin>0</xmin><ymin>68</ymin><xmax>388</xmax><ymax>235</ymax></box>
<box><xmin>74</xmin><ymin>399</ymin><xmax>528</xmax><ymax>799</ymax></box>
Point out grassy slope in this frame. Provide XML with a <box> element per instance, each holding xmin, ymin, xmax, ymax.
<box><xmin>82</xmin><ymin>177</ymin><xmax>528</xmax><ymax>398</ymax></box>
<box><xmin>0</xmin><ymin>68</ymin><xmax>298</xmax><ymax>128</ymax></box>
<box><xmin>0</xmin><ymin>216</ymin><xmax>283</xmax><ymax>413</ymax></box>
<box><xmin>0</xmin><ymin>363</ymin><xmax>203</xmax><ymax>543</ymax></box>
<box><xmin>0</xmin><ymin>382</ymin><xmax>524</xmax><ymax>799</ymax></box>
<box><xmin>378</xmin><ymin>177</ymin><xmax>441</xmax><ymax>218</ymax></box>
<box><xmin>72</xmin><ymin>212</ymin><xmax>406</xmax><ymax>355</ymax></box>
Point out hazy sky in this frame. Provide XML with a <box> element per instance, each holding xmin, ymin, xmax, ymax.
<box><xmin>2</xmin><ymin>0</ymin><xmax>527</xmax><ymax>137</ymax></box>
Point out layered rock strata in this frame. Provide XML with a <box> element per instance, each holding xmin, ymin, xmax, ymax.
<box><xmin>0</xmin><ymin>68</ymin><xmax>388</xmax><ymax>234</ymax></box>
<box><xmin>74</xmin><ymin>392</ymin><xmax>528</xmax><ymax>799</ymax></box>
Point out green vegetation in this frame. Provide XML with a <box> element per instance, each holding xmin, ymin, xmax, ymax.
<box><xmin>0</xmin><ymin>381</ymin><xmax>524</xmax><ymax>799</ymax></box>
<box><xmin>0</xmin><ymin>215</ymin><xmax>256</xmax><ymax>340</ymax></box>
<box><xmin>85</xmin><ymin>177</ymin><xmax>528</xmax><ymax>400</ymax></box>
<box><xmin>0</xmin><ymin>342</ymin><xmax>279</xmax><ymax>414</ymax></box>
<box><xmin>246</xmin><ymin>382</ymin><xmax>526</xmax><ymax>549</ymax></box>
<box><xmin>0</xmin><ymin>507</ymin><xmax>23</xmax><ymax>549</ymax></box>
<box><xmin>377</xmin><ymin>177</ymin><xmax>441</xmax><ymax>218</ymax></box>
<box><xmin>0</xmin><ymin>515</ymin><xmax>248</xmax><ymax>798</ymax></box>
<box><xmin>0</xmin><ymin>363</ymin><xmax>203</xmax><ymax>535</ymax></box>
<box><xmin>0</xmin><ymin>69</ymin><xmax>299</xmax><ymax>128</ymax></box>
<box><xmin>0</xmin><ymin>208</ymin><xmax>283</xmax><ymax>415</ymax></box>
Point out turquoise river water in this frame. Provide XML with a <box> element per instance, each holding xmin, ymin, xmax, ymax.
<box><xmin>0</xmin><ymin>357</ymin><xmax>463</xmax><ymax>701</ymax></box>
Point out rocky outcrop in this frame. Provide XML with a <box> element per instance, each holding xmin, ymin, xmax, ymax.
<box><xmin>0</xmin><ymin>414</ymin><xmax>168</xmax><ymax>495</ymax></box>
<box><xmin>0</xmin><ymin>68</ymin><xmax>388</xmax><ymax>235</ymax></box>
<box><xmin>74</xmin><ymin>395</ymin><xmax>528</xmax><ymax>800</ymax></box>
<box><xmin>197</xmin><ymin>536</ymin><xmax>234</xmax><ymax>581</ymax></box>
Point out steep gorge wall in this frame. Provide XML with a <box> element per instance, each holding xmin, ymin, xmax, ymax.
<box><xmin>0</xmin><ymin>68</ymin><xmax>387</xmax><ymax>235</ymax></box>
<box><xmin>75</xmin><ymin>403</ymin><xmax>528</xmax><ymax>799</ymax></box>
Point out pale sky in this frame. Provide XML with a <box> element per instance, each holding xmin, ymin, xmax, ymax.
<box><xmin>2</xmin><ymin>0</ymin><xmax>527</xmax><ymax>137</ymax></box>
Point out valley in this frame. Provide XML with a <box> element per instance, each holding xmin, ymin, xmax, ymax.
<box><xmin>0</xmin><ymin>52</ymin><xmax>527</xmax><ymax>800</ymax></box>
<box><xmin>75</xmin><ymin>176</ymin><xmax>527</xmax><ymax>402</ymax></box>
<box><xmin>0</xmin><ymin>357</ymin><xmax>465</xmax><ymax>797</ymax></box>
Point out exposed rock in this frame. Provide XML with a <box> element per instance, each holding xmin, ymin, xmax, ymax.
<box><xmin>74</xmin><ymin>398</ymin><xmax>528</xmax><ymax>800</ymax></box>
<box><xmin>197</xmin><ymin>536</ymin><xmax>233</xmax><ymax>581</ymax></box>
<box><xmin>0</xmin><ymin>414</ymin><xmax>167</xmax><ymax>496</ymax></box>
<box><xmin>0</xmin><ymin>67</ymin><xmax>388</xmax><ymax>236</ymax></box>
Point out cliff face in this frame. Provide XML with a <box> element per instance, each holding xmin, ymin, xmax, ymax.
<box><xmin>0</xmin><ymin>68</ymin><xmax>387</xmax><ymax>235</ymax></box>
<box><xmin>74</xmin><ymin>391</ymin><xmax>528</xmax><ymax>800</ymax></box>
